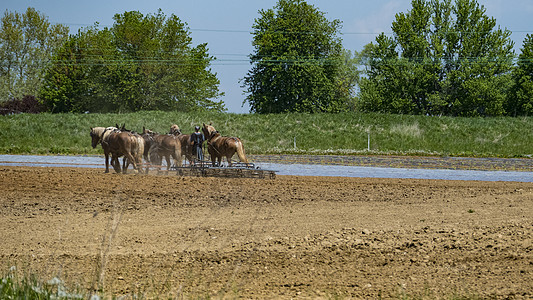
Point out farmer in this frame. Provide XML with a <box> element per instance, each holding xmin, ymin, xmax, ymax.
<box><xmin>190</xmin><ymin>125</ymin><xmax>205</xmax><ymax>163</ymax></box>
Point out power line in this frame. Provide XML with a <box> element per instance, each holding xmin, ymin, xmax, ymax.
<box><xmin>29</xmin><ymin>57</ymin><xmax>533</xmax><ymax>68</ymax></box>
<box><xmin>53</xmin><ymin>21</ymin><xmax>533</xmax><ymax>36</ymax></box>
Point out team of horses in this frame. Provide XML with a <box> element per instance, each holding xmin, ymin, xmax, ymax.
<box><xmin>89</xmin><ymin>123</ymin><xmax>249</xmax><ymax>174</ymax></box>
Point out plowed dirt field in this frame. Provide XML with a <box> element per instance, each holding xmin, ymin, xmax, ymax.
<box><xmin>1</xmin><ymin>166</ymin><xmax>532</xmax><ymax>299</ymax></box>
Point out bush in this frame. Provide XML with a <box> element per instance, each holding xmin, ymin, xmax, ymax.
<box><xmin>0</xmin><ymin>95</ymin><xmax>47</xmax><ymax>115</ymax></box>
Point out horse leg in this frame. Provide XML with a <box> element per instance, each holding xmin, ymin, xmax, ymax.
<box><xmin>144</xmin><ymin>154</ymin><xmax>150</xmax><ymax>174</ymax></box>
<box><xmin>173</xmin><ymin>148</ymin><xmax>182</xmax><ymax>168</ymax></box>
<box><xmin>123</xmin><ymin>152</ymin><xmax>136</xmax><ymax>174</ymax></box>
<box><xmin>211</xmin><ymin>154</ymin><xmax>216</xmax><ymax>167</ymax></box>
<box><xmin>135</xmin><ymin>154</ymin><xmax>144</xmax><ymax>174</ymax></box>
<box><xmin>122</xmin><ymin>157</ymin><xmax>129</xmax><ymax>174</ymax></box>
<box><xmin>104</xmin><ymin>151</ymin><xmax>110</xmax><ymax>173</ymax></box>
<box><xmin>112</xmin><ymin>155</ymin><xmax>122</xmax><ymax>173</ymax></box>
<box><xmin>133</xmin><ymin>137</ymin><xmax>144</xmax><ymax>174</ymax></box>
<box><xmin>109</xmin><ymin>153</ymin><xmax>121</xmax><ymax>173</ymax></box>
<box><xmin>165</xmin><ymin>154</ymin><xmax>172</xmax><ymax>173</ymax></box>
<box><xmin>149</xmin><ymin>146</ymin><xmax>162</xmax><ymax>173</ymax></box>
<box><xmin>185</xmin><ymin>145</ymin><xmax>194</xmax><ymax>166</ymax></box>
<box><xmin>226</xmin><ymin>148</ymin><xmax>237</xmax><ymax>167</ymax></box>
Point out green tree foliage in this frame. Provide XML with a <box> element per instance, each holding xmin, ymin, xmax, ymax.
<box><xmin>39</xmin><ymin>26</ymin><xmax>103</xmax><ymax>113</ymax></box>
<box><xmin>0</xmin><ymin>7</ymin><xmax>69</xmax><ymax>101</ymax></box>
<box><xmin>337</xmin><ymin>49</ymin><xmax>363</xmax><ymax>111</ymax></box>
<box><xmin>358</xmin><ymin>0</ymin><xmax>515</xmax><ymax>116</ymax></box>
<box><xmin>508</xmin><ymin>34</ymin><xmax>533</xmax><ymax>116</ymax></box>
<box><xmin>242</xmin><ymin>0</ymin><xmax>353</xmax><ymax>113</ymax></box>
<box><xmin>40</xmin><ymin>10</ymin><xmax>225</xmax><ymax>113</ymax></box>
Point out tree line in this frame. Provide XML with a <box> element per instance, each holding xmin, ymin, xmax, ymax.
<box><xmin>1</xmin><ymin>8</ymin><xmax>224</xmax><ymax>114</ymax></box>
<box><xmin>1</xmin><ymin>0</ymin><xmax>532</xmax><ymax>116</ymax></box>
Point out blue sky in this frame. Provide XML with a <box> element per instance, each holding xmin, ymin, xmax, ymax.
<box><xmin>4</xmin><ymin>0</ymin><xmax>532</xmax><ymax>113</ymax></box>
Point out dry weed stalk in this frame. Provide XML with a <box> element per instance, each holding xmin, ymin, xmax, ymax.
<box><xmin>90</xmin><ymin>195</ymin><xmax>125</xmax><ymax>296</ymax></box>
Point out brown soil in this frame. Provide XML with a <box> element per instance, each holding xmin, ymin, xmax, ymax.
<box><xmin>0</xmin><ymin>166</ymin><xmax>532</xmax><ymax>299</ymax></box>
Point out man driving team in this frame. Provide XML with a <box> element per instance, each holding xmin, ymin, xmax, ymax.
<box><xmin>190</xmin><ymin>125</ymin><xmax>205</xmax><ymax>162</ymax></box>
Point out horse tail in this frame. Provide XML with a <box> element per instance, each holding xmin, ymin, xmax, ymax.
<box><xmin>135</xmin><ymin>136</ymin><xmax>145</xmax><ymax>169</ymax></box>
<box><xmin>148</xmin><ymin>143</ymin><xmax>161</xmax><ymax>166</ymax></box>
<box><xmin>235</xmin><ymin>138</ymin><xmax>248</xmax><ymax>164</ymax></box>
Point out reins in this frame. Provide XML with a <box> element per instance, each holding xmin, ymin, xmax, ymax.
<box><xmin>206</xmin><ymin>131</ymin><xmax>223</xmax><ymax>155</ymax></box>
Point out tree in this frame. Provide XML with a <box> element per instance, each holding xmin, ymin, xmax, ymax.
<box><xmin>242</xmin><ymin>0</ymin><xmax>351</xmax><ymax>113</ymax></box>
<box><xmin>40</xmin><ymin>26</ymin><xmax>105</xmax><ymax>113</ymax></box>
<box><xmin>0</xmin><ymin>7</ymin><xmax>68</xmax><ymax>101</ymax></box>
<box><xmin>336</xmin><ymin>49</ymin><xmax>363</xmax><ymax>111</ymax></box>
<box><xmin>358</xmin><ymin>0</ymin><xmax>515</xmax><ymax>116</ymax></box>
<box><xmin>508</xmin><ymin>34</ymin><xmax>533</xmax><ymax>116</ymax></box>
<box><xmin>40</xmin><ymin>10</ymin><xmax>225</xmax><ymax>113</ymax></box>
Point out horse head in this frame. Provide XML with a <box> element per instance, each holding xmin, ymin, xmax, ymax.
<box><xmin>169</xmin><ymin>124</ymin><xmax>181</xmax><ymax>135</ymax></box>
<box><xmin>90</xmin><ymin>127</ymin><xmax>107</xmax><ymax>148</ymax></box>
<box><xmin>142</xmin><ymin>127</ymin><xmax>156</xmax><ymax>136</ymax></box>
<box><xmin>209</xmin><ymin>130</ymin><xmax>220</xmax><ymax>140</ymax></box>
<box><xmin>141</xmin><ymin>127</ymin><xmax>157</xmax><ymax>146</ymax></box>
<box><xmin>202</xmin><ymin>123</ymin><xmax>217</xmax><ymax>140</ymax></box>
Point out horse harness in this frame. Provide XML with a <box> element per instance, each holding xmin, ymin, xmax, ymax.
<box><xmin>206</xmin><ymin>131</ymin><xmax>240</xmax><ymax>155</ymax></box>
<box><xmin>101</xmin><ymin>128</ymin><xmax>140</xmax><ymax>148</ymax></box>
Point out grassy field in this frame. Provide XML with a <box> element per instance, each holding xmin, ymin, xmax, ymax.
<box><xmin>0</xmin><ymin>111</ymin><xmax>532</xmax><ymax>158</ymax></box>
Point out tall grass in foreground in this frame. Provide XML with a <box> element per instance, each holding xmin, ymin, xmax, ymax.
<box><xmin>0</xmin><ymin>270</ymin><xmax>485</xmax><ymax>300</ymax></box>
<box><xmin>0</xmin><ymin>267</ymin><xmax>84</xmax><ymax>299</ymax></box>
<box><xmin>1</xmin><ymin>111</ymin><xmax>532</xmax><ymax>157</ymax></box>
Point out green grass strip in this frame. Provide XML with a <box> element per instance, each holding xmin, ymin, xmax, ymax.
<box><xmin>1</xmin><ymin>111</ymin><xmax>532</xmax><ymax>158</ymax></box>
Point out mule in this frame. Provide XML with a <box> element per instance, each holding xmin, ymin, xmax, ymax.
<box><xmin>201</xmin><ymin>123</ymin><xmax>249</xmax><ymax>167</ymax></box>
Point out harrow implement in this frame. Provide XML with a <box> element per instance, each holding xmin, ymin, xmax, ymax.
<box><xmin>173</xmin><ymin>161</ymin><xmax>276</xmax><ymax>179</ymax></box>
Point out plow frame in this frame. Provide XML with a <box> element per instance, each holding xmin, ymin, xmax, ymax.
<box><xmin>172</xmin><ymin>161</ymin><xmax>276</xmax><ymax>179</ymax></box>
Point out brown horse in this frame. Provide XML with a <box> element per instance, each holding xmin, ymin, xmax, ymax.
<box><xmin>169</xmin><ymin>124</ymin><xmax>195</xmax><ymax>165</ymax></box>
<box><xmin>142</xmin><ymin>129</ymin><xmax>182</xmax><ymax>172</ymax></box>
<box><xmin>121</xmin><ymin>132</ymin><xmax>145</xmax><ymax>173</ymax></box>
<box><xmin>90</xmin><ymin>126</ymin><xmax>117</xmax><ymax>173</ymax></box>
<box><xmin>140</xmin><ymin>127</ymin><xmax>157</xmax><ymax>172</ymax></box>
<box><xmin>116</xmin><ymin>124</ymin><xmax>146</xmax><ymax>173</ymax></box>
<box><xmin>90</xmin><ymin>127</ymin><xmax>144</xmax><ymax>174</ymax></box>
<box><xmin>201</xmin><ymin>123</ymin><xmax>249</xmax><ymax>167</ymax></box>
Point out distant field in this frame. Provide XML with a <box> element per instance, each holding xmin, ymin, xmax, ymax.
<box><xmin>1</xmin><ymin>111</ymin><xmax>532</xmax><ymax>158</ymax></box>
